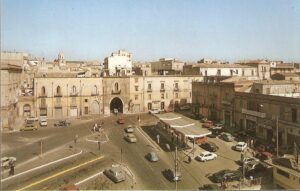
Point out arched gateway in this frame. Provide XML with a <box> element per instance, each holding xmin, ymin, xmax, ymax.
<box><xmin>110</xmin><ymin>97</ymin><xmax>123</xmax><ymax>113</ymax></box>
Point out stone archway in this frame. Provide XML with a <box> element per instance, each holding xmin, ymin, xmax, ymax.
<box><xmin>110</xmin><ymin>97</ymin><xmax>123</xmax><ymax>113</ymax></box>
<box><xmin>91</xmin><ymin>100</ymin><xmax>100</xmax><ymax>114</ymax></box>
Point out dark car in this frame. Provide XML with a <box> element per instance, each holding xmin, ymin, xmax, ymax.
<box><xmin>199</xmin><ymin>184</ymin><xmax>220</xmax><ymax>190</ymax></box>
<box><xmin>200</xmin><ymin>142</ymin><xmax>219</xmax><ymax>152</ymax></box>
<box><xmin>212</xmin><ymin>169</ymin><xmax>242</xmax><ymax>183</ymax></box>
<box><xmin>54</xmin><ymin>120</ymin><xmax>70</xmax><ymax>127</ymax></box>
<box><xmin>255</xmin><ymin>152</ymin><xmax>273</xmax><ymax>161</ymax></box>
<box><xmin>163</xmin><ymin>169</ymin><xmax>182</xmax><ymax>182</ymax></box>
<box><xmin>210</xmin><ymin>128</ymin><xmax>223</xmax><ymax>136</ymax></box>
<box><xmin>104</xmin><ymin>167</ymin><xmax>126</xmax><ymax>183</ymax></box>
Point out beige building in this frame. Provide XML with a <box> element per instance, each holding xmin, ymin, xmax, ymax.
<box><xmin>1</xmin><ymin>51</ymin><xmax>27</xmax><ymax>129</ymax></box>
<box><xmin>150</xmin><ymin>58</ymin><xmax>185</xmax><ymax>75</ymax></box>
<box><xmin>236</xmin><ymin>60</ymin><xmax>271</xmax><ymax>80</ymax></box>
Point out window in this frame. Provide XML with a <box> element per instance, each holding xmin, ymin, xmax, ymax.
<box><xmin>236</xmin><ymin>69</ymin><xmax>238</xmax><ymax>74</ymax></box>
<box><xmin>230</xmin><ymin>70</ymin><xmax>233</xmax><ymax>76</ymax></box>
<box><xmin>175</xmin><ymin>93</ymin><xmax>178</xmax><ymax>98</ymax></box>
<box><xmin>251</xmin><ymin>70</ymin><xmax>254</xmax><ymax>76</ymax></box>
<box><xmin>277</xmin><ymin>168</ymin><xmax>289</xmax><ymax>178</ymax></box>
<box><xmin>93</xmin><ymin>85</ymin><xmax>98</xmax><ymax>94</ymax></box>
<box><xmin>135</xmin><ymin>95</ymin><xmax>138</xmax><ymax>100</ymax></box>
<box><xmin>266</xmin><ymin>88</ymin><xmax>270</xmax><ymax>94</ymax></box>
<box><xmin>175</xmin><ymin>83</ymin><xmax>178</xmax><ymax>89</ymax></box>
<box><xmin>292</xmin><ymin>108</ymin><xmax>297</xmax><ymax>123</ymax></box>
<box><xmin>85</xmin><ymin>99</ymin><xmax>88</xmax><ymax>102</ymax></box>
<box><xmin>148</xmin><ymin>94</ymin><xmax>151</xmax><ymax>100</ymax></box>
<box><xmin>161</xmin><ymin>93</ymin><xmax>165</xmax><ymax>99</ymax></box>
<box><xmin>72</xmin><ymin>86</ymin><xmax>76</xmax><ymax>94</ymax></box>
<box><xmin>56</xmin><ymin>86</ymin><xmax>61</xmax><ymax>95</ymax></box>
<box><xmin>161</xmin><ymin>83</ymin><xmax>164</xmax><ymax>90</ymax></box>
<box><xmin>135</xmin><ymin>86</ymin><xmax>139</xmax><ymax>91</ymax></box>
<box><xmin>41</xmin><ymin>86</ymin><xmax>46</xmax><ymax>95</ymax></box>
<box><xmin>148</xmin><ymin>83</ymin><xmax>151</xmax><ymax>90</ymax></box>
<box><xmin>205</xmin><ymin>70</ymin><xmax>207</xmax><ymax>76</ymax></box>
<box><xmin>242</xmin><ymin>70</ymin><xmax>245</xmax><ymax>76</ymax></box>
<box><xmin>115</xmin><ymin>82</ymin><xmax>119</xmax><ymax>91</ymax></box>
<box><xmin>217</xmin><ymin>69</ymin><xmax>221</xmax><ymax>75</ymax></box>
<box><xmin>240</xmin><ymin>100</ymin><xmax>243</xmax><ymax>108</ymax></box>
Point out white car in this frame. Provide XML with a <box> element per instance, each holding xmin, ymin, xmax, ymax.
<box><xmin>235</xmin><ymin>142</ymin><xmax>247</xmax><ymax>151</ymax></box>
<box><xmin>149</xmin><ymin>109</ymin><xmax>160</xmax><ymax>114</ymax></box>
<box><xmin>26</xmin><ymin>116</ymin><xmax>38</xmax><ymax>121</ymax></box>
<box><xmin>39</xmin><ymin>117</ymin><xmax>47</xmax><ymax>126</ymax></box>
<box><xmin>242</xmin><ymin>157</ymin><xmax>259</xmax><ymax>165</ymax></box>
<box><xmin>196</xmin><ymin>151</ymin><xmax>217</xmax><ymax>162</ymax></box>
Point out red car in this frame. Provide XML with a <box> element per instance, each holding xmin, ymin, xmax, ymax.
<box><xmin>195</xmin><ymin>136</ymin><xmax>208</xmax><ymax>145</ymax></box>
<box><xmin>117</xmin><ymin>118</ymin><xmax>125</xmax><ymax>124</ymax></box>
<box><xmin>255</xmin><ymin>151</ymin><xmax>273</xmax><ymax>161</ymax></box>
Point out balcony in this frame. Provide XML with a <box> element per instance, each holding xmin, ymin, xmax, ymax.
<box><xmin>70</xmin><ymin>92</ymin><xmax>78</xmax><ymax>97</ymax></box>
<box><xmin>174</xmin><ymin>87</ymin><xmax>179</xmax><ymax>92</ymax></box>
<box><xmin>242</xmin><ymin>108</ymin><xmax>266</xmax><ymax>118</ymax></box>
<box><xmin>54</xmin><ymin>93</ymin><xmax>63</xmax><ymax>97</ymax></box>
<box><xmin>39</xmin><ymin>93</ymin><xmax>47</xmax><ymax>98</ymax></box>
<box><xmin>91</xmin><ymin>92</ymin><xmax>99</xmax><ymax>96</ymax></box>
<box><xmin>147</xmin><ymin>89</ymin><xmax>152</xmax><ymax>92</ymax></box>
<box><xmin>40</xmin><ymin>104</ymin><xmax>47</xmax><ymax>109</ymax></box>
<box><xmin>160</xmin><ymin>88</ymin><xmax>165</xmax><ymax>92</ymax></box>
<box><xmin>112</xmin><ymin>90</ymin><xmax>121</xmax><ymax>95</ymax></box>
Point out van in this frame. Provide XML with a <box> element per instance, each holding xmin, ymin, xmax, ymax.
<box><xmin>39</xmin><ymin>116</ymin><xmax>47</xmax><ymax>127</ymax></box>
<box><xmin>21</xmin><ymin>120</ymin><xmax>38</xmax><ymax>131</ymax></box>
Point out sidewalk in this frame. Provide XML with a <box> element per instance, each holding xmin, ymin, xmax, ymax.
<box><xmin>1</xmin><ymin>145</ymin><xmax>82</xmax><ymax>180</ymax></box>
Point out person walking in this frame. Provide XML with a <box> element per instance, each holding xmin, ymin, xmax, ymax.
<box><xmin>188</xmin><ymin>156</ymin><xmax>192</xmax><ymax>163</ymax></box>
<box><xmin>9</xmin><ymin>161</ymin><xmax>15</xmax><ymax>176</ymax></box>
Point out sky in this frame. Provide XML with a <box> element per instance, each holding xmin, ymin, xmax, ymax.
<box><xmin>1</xmin><ymin>0</ymin><xmax>300</xmax><ymax>62</ymax></box>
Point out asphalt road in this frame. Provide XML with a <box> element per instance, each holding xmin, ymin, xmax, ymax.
<box><xmin>1</xmin><ymin>113</ymin><xmax>246</xmax><ymax>190</ymax></box>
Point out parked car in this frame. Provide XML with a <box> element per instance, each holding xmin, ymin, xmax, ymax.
<box><xmin>235</xmin><ymin>142</ymin><xmax>247</xmax><ymax>151</ymax></box>
<box><xmin>54</xmin><ymin>120</ymin><xmax>70</xmax><ymax>127</ymax></box>
<box><xmin>199</xmin><ymin>184</ymin><xmax>220</xmax><ymax>190</ymax></box>
<box><xmin>200</xmin><ymin>142</ymin><xmax>219</xmax><ymax>152</ymax></box>
<box><xmin>196</xmin><ymin>151</ymin><xmax>217</xmax><ymax>162</ymax></box>
<box><xmin>245</xmin><ymin>161</ymin><xmax>267</xmax><ymax>172</ymax></box>
<box><xmin>179</xmin><ymin>105</ymin><xmax>190</xmax><ymax>110</ymax></box>
<box><xmin>125</xmin><ymin>125</ymin><xmax>134</xmax><ymax>133</ymax></box>
<box><xmin>212</xmin><ymin>123</ymin><xmax>224</xmax><ymax>130</ymax></box>
<box><xmin>195</xmin><ymin>136</ymin><xmax>208</xmax><ymax>145</ymax></box>
<box><xmin>163</xmin><ymin>169</ymin><xmax>182</xmax><ymax>182</ymax></box>
<box><xmin>104</xmin><ymin>166</ymin><xmax>126</xmax><ymax>183</ymax></box>
<box><xmin>117</xmin><ymin>118</ymin><xmax>125</xmax><ymax>124</ymax></box>
<box><xmin>210</xmin><ymin>128</ymin><xmax>223</xmax><ymax>136</ymax></box>
<box><xmin>39</xmin><ymin>116</ymin><xmax>47</xmax><ymax>127</ymax></box>
<box><xmin>202</xmin><ymin>121</ymin><xmax>213</xmax><ymax>128</ymax></box>
<box><xmin>26</xmin><ymin>116</ymin><xmax>38</xmax><ymax>121</ymax></box>
<box><xmin>20</xmin><ymin>120</ymin><xmax>38</xmax><ymax>131</ymax></box>
<box><xmin>124</xmin><ymin>134</ymin><xmax>137</xmax><ymax>143</ymax></box>
<box><xmin>220</xmin><ymin>132</ymin><xmax>234</xmax><ymax>142</ymax></box>
<box><xmin>149</xmin><ymin>109</ymin><xmax>161</xmax><ymax>114</ymax></box>
<box><xmin>1</xmin><ymin>157</ymin><xmax>16</xmax><ymax>169</ymax></box>
<box><xmin>212</xmin><ymin>169</ymin><xmax>242</xmax><ymax>183</ymax></box>
<box><xmin>240</xmin><ymin>157</ymin><xmax>259</xmax><ymax>165</ymax></box>
<box><xmin>146</xmin><ymin>152</ymin><xmax>159</xmax><ymax>162</ymax></box>
<box><xmin>207</xmin><ymin>133</ymin><xmax>217</xmax><ymax>138</ymax></box>
<box><xmin>255</xmin><ymin>152</ymin><xmax>273</xmax><ymax>161</ymax></box>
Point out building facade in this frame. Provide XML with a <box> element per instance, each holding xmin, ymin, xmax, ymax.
<box><xmin>103</xmin><ymin>50</ymin><xmax>133</xmax><ymax>76</ymax></box>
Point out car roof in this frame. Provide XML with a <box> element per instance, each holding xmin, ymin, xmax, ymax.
<box><xmin>201</xmin><ymin>151</ymin><xmax>211</xmax><ymax>155</ymax></box>
<box><xmin>237</xmin><ymin>142</ymin><xmax>246</xmax><ymax>144</ymax></box>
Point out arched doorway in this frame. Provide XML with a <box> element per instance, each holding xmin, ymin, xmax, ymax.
<box><xmin>91</xmin><ymin>100</ymin><xmax>100</xmax><ymax>114</ymax></box>
<box><xmin>110</xmin><ymin>97</ymin><xmax>123</xmax><ymax>113</ymax></box>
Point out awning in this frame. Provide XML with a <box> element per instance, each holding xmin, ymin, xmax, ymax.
<box><xmin>154</xmin><ymin>113</ymin><xmax>211</xmax><ymax>138</ymax></box>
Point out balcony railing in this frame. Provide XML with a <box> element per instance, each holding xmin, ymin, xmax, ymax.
<box><xmin>40</xmin><ymin>104</ymin><xmax>47</xmax><ymax>109</ymax></box>
<box><xmin>54</xmin><ymin>93</ymin><xmax>63</xmax><ymax>97</ymax></box>
<box><xmin>147</xmin><ymin>89</ymin><xmax>152</xmax><ymax>92</ymax></box>
<box><xmin>112</xmin><ymin>90</ymin><xmax>121</xmax><ymax>95</ymax></box>
<box><xmin>70</xmin><ymin>92</ymin><xmax>78</xmax><ymax>97</ymax></box>
<box><xmin>174</xmin><ymin>87</ymin><xmax>179</xmax><ymax>91</ymax></box>
<box><xmin>242</xmin><ymin>108</ymin><xmax>266</xmax><ymax>118</ymax></box>
<box><xmin>91</xmin><ymin>92</ymin><xmax>99</xmax><ymax>96</ymax></box>
<box><xmin>39</xmin><ymin>93</ymin><xmax>47</xmax><ymax>98</ymax></box>
<box><xmin>160</xmin><ymin>88</ymin><xmax>165</xmax><ymax>92</ymax></box>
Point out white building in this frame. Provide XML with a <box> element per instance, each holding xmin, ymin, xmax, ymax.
<box><xmin>103</xmin><ymin>50</ymin><xmax>133</xmax><ymax>76</ymax></box>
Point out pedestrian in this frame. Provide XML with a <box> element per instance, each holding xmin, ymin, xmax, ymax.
<box><xmin>157</xmin><ymin>134</ymin><xmax>160</xmax><ymax>144</ymax></box>
<box><xmin>251</xmin><ymin>139</ymin><xmax>254</xmax><ymax>148</ymax></box>
<box><xmin>9</xmin><ymin>161</ymin><xmax>15</xmax><ymax>176</ymax></box>
<box><xmin>188</xmin><ymin>156</ymin><xmax>192</xmax><ymax>163</ymax></box>
<box><xmin>74</xmin><ymin>134</ymin><xmax>78</xmax><ymax>144</ymax></box>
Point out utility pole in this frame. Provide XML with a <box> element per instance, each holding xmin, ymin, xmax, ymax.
<box><xmin>175</xmin><ymin>146</ymin><xmax>178</xmax><ymax>191</ymax></box>
<box><xmin>121</xmin><ymin>148</ymin><xmax>123</xmax><ymax>164</ymax></box>
<box><xmin>276</xmin><ymin>116</ymin><xmax>279</xmax><ymax>157</ymax></box>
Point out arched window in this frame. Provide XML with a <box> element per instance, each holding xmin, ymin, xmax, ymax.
<box><xmin>56</xmin><ymin>86</ymin><xmax>61</xmax><ymax>95</ymax></box>
<box><xmin>72</xmin><ymin>86</ymin><xmax>76</xmax><ymax>94</ymax></box>
<box><xmin>41</xmin><ymin>86</ymin><xmax>46</xmax><ymax>95</ymax></box>
<box><xmin>93</xmin><ymin>85</ymin><xmax>98</xmax><ymax>94</ymax></box>
<box><xmin>115</xmin><ymin>83</ymin><xmax>119</xmax><ymax>91</ymax></box>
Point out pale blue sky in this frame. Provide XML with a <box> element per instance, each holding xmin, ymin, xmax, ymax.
<box><xmin>1</xmin><ymin>0</ymin><xmax>300</xmax><ymax>62</ymax></box>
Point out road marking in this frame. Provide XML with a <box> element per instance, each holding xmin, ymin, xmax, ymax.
<box><xmin>16</xmin><ymin>155</ymin><xmax>104</xmax><ymax>191</ymax></box>
<box><xmin>1</xmin><ymin>150</ymin><xmax>83</xmax><ymax>182</ymax></box>
<box><xmin>74</xmin><ymin>171</ymin><xmax>103</xmax><ymax>186</ymax></box>
<box><xmin>135</xmin><ymin>127</ymin><xmax>161</xmax><ymax>151</ymax></box>
<box><xmin>86</xmin><ymin>134</ymin><xmax>109</xmax><ymax>143</ymax></box>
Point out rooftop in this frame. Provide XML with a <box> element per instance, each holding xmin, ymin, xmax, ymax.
<box><xmin>192</xmin><ymin>63</ymin><xmax>254</xmax><ymax>68</ymax></box>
